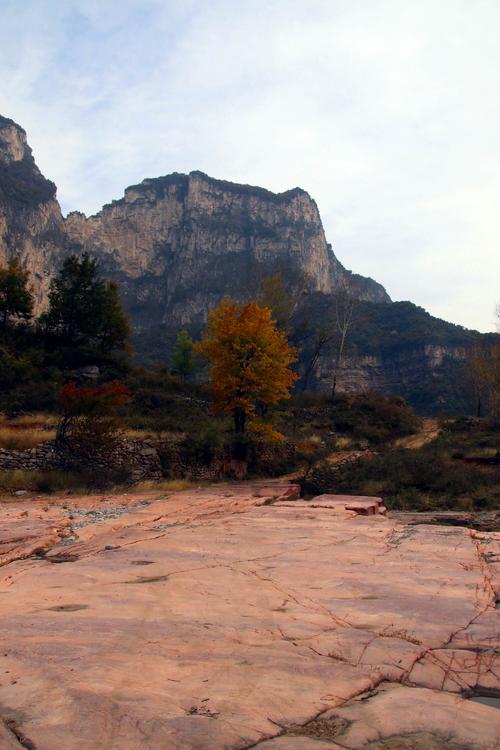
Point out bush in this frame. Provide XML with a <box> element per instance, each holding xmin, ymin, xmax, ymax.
<box><xmin>57</xmin><ymin>381</ymin><xmax>129</xmax><ymax>458</ymax></box>
<box><xmin>331</xmin><ymin>392</ymin><xmax>421</xmax><ymax>444</ymax></box>
<box><xmin>332</xmin><ymin>442</ymin><xmax>499</xmax><ymax>511</ymax></box>
<box><xmin>179</xmin><ymin>423</ymin><xmax>226</xmax><ymax>466</ymax></box>
<box><xmin>0</xmin><ymin>469</ymin><xmax>85</xmax><ymax>494</ymax></box>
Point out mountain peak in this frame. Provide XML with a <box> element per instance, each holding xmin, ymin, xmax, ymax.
<box><xmin>0</xmin><ymin>114</ymin><xmax>30</xmax><ymax>165</ymax></box>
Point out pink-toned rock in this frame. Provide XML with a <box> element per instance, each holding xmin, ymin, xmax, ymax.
<box><xmin>408</xmin><ymin>647</ymin><xmax>500</xmax><ymax>694</ymax></box>
<box><xmin>307</xmin><ymin>494</ymin><xmax>386</xmax><ymax>515</ymax></box>
<box><xmin>0</xmin><ymin>501</ymin><xmax>70</xmax><ymax>566</ymax></box>
<box><xmin>0</xmin><ymin>719</ymin><xmax>25</xmax><ymax>749</ymax></box>
<box><xmin>0</xmin><ymin>485</ymin><xmax>498</xmax><ymax>749</ymax></box>
<box><xmin>258</xmin><ymin>738</ymin><xmax>344</xmax><ymax>749</ymax></box>
<box><xmin>324</xmin><ymin>683</ymin><xmax>500</xmax><ymax>749</ymax></box>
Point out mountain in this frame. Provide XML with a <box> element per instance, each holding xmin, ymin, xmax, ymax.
<box><xmin>0</xmin><ymin>115</ymin><xmax>68</xmax><ymax>311</ymax></box>
<box><xmin>0</xmin><ymin>114</ymin><xmax>495</xmax><ymax>413</ymax></box>
<box><xmin>64</xmin><ymin>171</ymin><xmax>389</xmax><ymax>328</ymax></box>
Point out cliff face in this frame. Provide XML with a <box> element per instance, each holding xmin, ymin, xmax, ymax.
<box><xmin>0</xmin><ymin>114</ymin><xmax>493</xmax><ymax>414</ymax></box>
<box><xmin>64</xmin><ymin>171</ymin><xmax>388</xmax><ymax>328</ymax></box>
<box><xmin>315</xmin><ymin>345</ymin><xmax>468</xmax><ymax>414</ymax></box>
<box><xmin>0</xmin><ymin>115</ymin><xmax>388</xmax><ymax>327</ymax></box>
<box><xmin>0</xmin><ymin>116</ymin><xmax>67</xmax><ymax>311</ymax></box>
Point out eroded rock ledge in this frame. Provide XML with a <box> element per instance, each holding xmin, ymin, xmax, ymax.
<box><xmin>0</xmin><ymin>485</ymin><xmax>498</xmax><ymax>749</ymax></box>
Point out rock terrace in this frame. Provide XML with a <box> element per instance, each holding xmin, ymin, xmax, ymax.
<box><xmin>0</xmin><ymin>484</ymin><xmax>498</xmax><ymax>749</ymax></box>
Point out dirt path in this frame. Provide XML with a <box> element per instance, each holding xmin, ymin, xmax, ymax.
<box><xmin>394</xmin><ymin>417</ymin><xmax>440</xmax><ymax>449</ymax></box>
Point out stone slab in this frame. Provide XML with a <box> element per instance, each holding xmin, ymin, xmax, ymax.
<box><xmin>0</xmin><ymin>485</ymin><xmax>498</xmax><ymax>749</ymax></box>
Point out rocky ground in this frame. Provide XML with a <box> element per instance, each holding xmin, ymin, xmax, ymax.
<box><xmin>0</xmin><ymin>484</ymin><xmax>498</xmax><ymax>749</ymax></box>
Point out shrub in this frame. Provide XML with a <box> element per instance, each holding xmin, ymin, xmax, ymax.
<box><xmin>57</xmin><ymin>381</ymin><xmax>129</xmax><ymax>458</ymax></box>
<box><xmin>0</xmin><ymin>469</ymin><xmax>85</xmax><ymax>494</ymax></box>
<box><xmin>331</xmin><ymin>442</ymin><xmax>499</xmax><ymax>511</ymax></box>
<box><xmin>180</xmin><ymin>423</ymin><xmax>225</xmax><ymax>466</ymax></box>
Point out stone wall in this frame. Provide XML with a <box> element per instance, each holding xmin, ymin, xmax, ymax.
<box><xmin>0</xmin><ymin>439</ymin><xmax>163</xmax><ymax>483</ymax></box>
<box><xmin>0</xmin><ymin>436</ymin><xmax>296</xmax><ymax>485</ymax></box>
<box><xmin>0</xmin><ymin>443</ymin><xmax>61</xmax><ymax>472</ymax></box>
<box><xmin>157</xmin><ymin>440</ymin><xmax>297</xmax><ymax>481</ymax></box>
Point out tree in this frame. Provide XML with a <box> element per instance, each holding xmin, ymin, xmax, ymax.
<box><xmin>295</xmin><ymin>275</ymin><xmax>357</xmax><ymax>394</ymax></box>
<box><xmin>171</xmin><ymin>329</ymin><xmax>194</xmax><ymax>382</ymax></box>
<box><xmin>299</xmin><ymin>326</ymin><xmax>334</xmax><ymax>393</ymax></box>
<box><xmin>196</xmin><ymin>299</ymin><xmax>298</xmax><ymax>434</ymax></box>
<box><xmin>99</xmin><ymin>281</ymin><xmax>131</xmax><ymax>352</ymax></box>
<box><xmin>56</xmin><ymin>380</ymin><xmax>129</xmax><ymax>455</ymax></box>
<box><xmin>330</xmin><ymin>275</ymin><xmax>357</xmax><ymax>400</ymax></box>
<box><xmin>0</xmin><ymin>257</ymin><xmax>33</xmax><ymax>332</ymax></box>
<box><xmin>42</xmin><ymin>253</ymin><xmax>129</xmax><ymax>351</ymax></box>
<box><xmin>258</xmin><ymin>272</ymin><xmax>293</xmax><ymax>330</ymax></box>
<box><xmin>465</xmin><ymin>342</ymin><xmax>500</xmax><ymax>419</ymax></box>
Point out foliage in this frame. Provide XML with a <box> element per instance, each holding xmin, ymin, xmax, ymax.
<box><xmin>464</xmin><ymin>342</ymin><xmax>500</xmax><ymax>420</ymax></box>
<box><xmin>247</xmin><ymin>419</ymin><xmax>286</xmax><ymax>443</ymax></box>
<box><xmin>171</xmin><ymin>329</ymin><xmax>195</xmax><ymax>381</ymax></box>
<box><xmin>0</xmin><ymin>257</ymin><xmax>33</xmax><ymax>331</ymax></box>
<box><xmin>196</xmin><ymin>299</ymin><xmax>298</xmax><ymax>433</ymax></box>
<box><xmin>57</xmin><ymin>381</ymin><xmax>129</xmax><ymax>457</ymax></box>
<box><xmin>306</xmin><ymin>421</ymin><xmax>500</xmax><ymax>511</ymax></box>
<box><xmin>179</xmin><ymin>422</ymin><xmax>226</xmax><ymax>465</ymax></box>
<box><xmin>258</xmin><ymin>272</ymin><xmax>293</xmax><ymax>330</ymax></box>
<box><xmin>0</xmin><ymin>468</ymin><xmax>86</xmax><ymax>494</ymax></box>
<box><xmin>331</xmin><ymin>392</ymin><xmax>421</xmax><ymax>444</ymax></box>
<box><xmin>42</xmin><ymin>253</ymin><xmax>129</xmax><ymax>351</ymax></box>
<box><xmin>288</xmin><ymin>391</ymin><xmax>420</xmax><ymax>447</ymax></box>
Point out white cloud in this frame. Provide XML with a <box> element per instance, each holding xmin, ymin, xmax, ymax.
<box><xmin>0</xmin><ymin>0</ymin><xmax>498</xmax><ymax>330</ymax></box>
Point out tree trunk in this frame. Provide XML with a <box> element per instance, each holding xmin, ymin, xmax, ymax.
<box><xmin>331</xmin><ymin>368</ymin><xmax>339</xmax><ymax>400</ymax></box>
<box><xmin>234</xmin><ymin>408</ymin><xmax>246</xmax><ymax>434</ymax></box>
<box><xmin>301</xmin><ymin>351</ymin><xmax>321</xmax><ymax>392</ymax></box>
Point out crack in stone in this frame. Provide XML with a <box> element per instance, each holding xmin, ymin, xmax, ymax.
<box><xmin>3</xmin><ymin>718</ymin><xmax>38</xmax><ymax>750</ymax></box>
<box><xmin>238</xmin><ymin>566</ymin><xmax>352</xmax><ymax>629</ymax></box>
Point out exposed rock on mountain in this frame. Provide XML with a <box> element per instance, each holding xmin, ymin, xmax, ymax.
<box><xmin>0</xmin><ymin>115</ymin><xmax>67</xmax><ymax>311</ymax></box>
<box><xmin>64</xmin><ymin>170</ymin><xmax>389</xmax><ymax>329</ymax></box>
<box><xmin>0</xmin><ymin>113</ymin><xmax>388</xmax><ymax>325</ymax></box>
<box><xmin>0</xmin><ymin>114</ymin><xmax>495</xmax><ymax>413</ymax></box>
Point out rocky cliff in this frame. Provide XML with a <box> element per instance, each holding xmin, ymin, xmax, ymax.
<box><xmin>64</xmin><ymin>171</ymin><xmax>388</xmax><ymax>329</ymax></box>
<box><xmin>0</xmin><ymin>115</ymin><xmax>68</xmax><ymax>312</ymax></box>
<box><xmin>0</xmin><ymin>113</ymin><xmax>387</xmax><ymax>325</ymax></box>
<box><xmin>0</xmin><ymin>114</ymin><xmax>494</xmax><ymax>413</ymax></box>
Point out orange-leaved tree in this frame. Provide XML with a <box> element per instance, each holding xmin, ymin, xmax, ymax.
<box><xmin>196</xmin><ymin>299</ymin><xmax>298</xmax><ymax>434</ymax></box>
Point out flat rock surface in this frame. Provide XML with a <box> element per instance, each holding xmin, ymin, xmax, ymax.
<box><xmin>0</xmin><ymin>486</ymin><xmax>499</xmax><ymax>749</ymax></box>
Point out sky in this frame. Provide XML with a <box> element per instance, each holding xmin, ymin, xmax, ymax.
<box><xmin>1</xmin><ymin>0</ymin><xmax>499</xmax><ymax>332</ymax></box>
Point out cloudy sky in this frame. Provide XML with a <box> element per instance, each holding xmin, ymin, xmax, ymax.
<box><xmin>1</xmin><ymin>0</ymin><xmax>499</xmax><ymax>331</ymax></box>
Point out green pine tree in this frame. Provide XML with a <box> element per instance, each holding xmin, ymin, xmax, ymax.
<box><xmin>172</xmin><ymin>329</ymin><xmax>194</xmax><ymax>381</ymax></box>
<box><xmin>0</xmin><ymin>257</ymin><xmax>33</xmax><ymax>332</ymax></box>
<box><xmin>42</xmin><ymin>253</ymin><xmax>129</xmax><ymax>351</ymax></box>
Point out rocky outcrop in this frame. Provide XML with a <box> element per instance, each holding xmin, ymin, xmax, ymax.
<box><xmin>0</xmin><ymin>485</ymin><xmax>498</xmax><ymax>748</ymax></box>
<box><xmin>316</xmin><ymin>344</ymin><xmax>466</xmax><ymax>395</ymax></box>
<box><xmin>1</xmin><ymin>114</ymin><xmax>495</xmax><ymax>413</ymax></box>
<box><xmin>64</xmin><ymin>171</ymin><xmax>389</xmax><ymax>329</ymax></box>
<box><xmin>0</xmin><ymin>115</ymin><xmax>67</xmax><ymax>312</ymax></box>
<box><xmin>0</xmin><ymin>115</ymin><xmax>388</xmax><ymax>326</ymax></box>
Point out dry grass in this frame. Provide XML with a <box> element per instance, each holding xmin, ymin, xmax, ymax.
<box><xmin>0</xmin><ymin>427</ymin><xmax>56</xmax><ymax>450</ymax></box>
<box><xmin>0</xmin><ymin>468</ymin><xmax>85</xmax><ymax>493</ymax></box>
<box><xmin>123</xmin><ymin>429</ymin><xmax>185</xmax><ymax>442</ymax></box>
<box><xmin>132</xmin><ymin>478</ymin><xmax>197</xmax><ymax>493</ymax></box>
<box><xmin>334</xmin><ymin>436</ymin><xmax>354</xmax><ymax>450</ymax></box>
<box><xmin>0</xmin><ymin>413</ymin><xmax>58</xmax><ymax>449</ymax></box>
<box><xmin>0</xmin><ymin>413</ymin><xmax>58</xmax><ymax>427</ymax></box>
